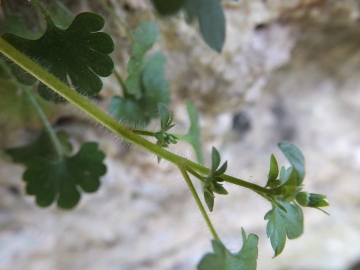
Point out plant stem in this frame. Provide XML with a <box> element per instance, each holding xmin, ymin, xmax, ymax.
<box><xmin>96</xmin><ymin>0</ymin><xmax>134</xmax><ymax>43</ymax></box>
<box><xmin>113</xmin><ymin>69</ymin><xmax>129</xmax><ymax>98</ymax></box>
<box><xmin>23</xmin><ymin>88</ymin><xmax>64</xmax><ymax>157</ymax></box>
<box><xmin>131</xmin><ymin>129</ymin><xmax>156</xmax><ymax>137</ymax></box>
<box><xmin>178</xmin><ymin>165</ymin><xmax>221</xmax><ymax>241</ymax></box>
<box><xmin>186</xmin><ymin>166</ymin><xmax>205</xmax><ymax>182</ymax></box>
<box><xmin>0</xmin><ymin>38</ymin><xmax>279</xmax><ymax>197</ymax></box>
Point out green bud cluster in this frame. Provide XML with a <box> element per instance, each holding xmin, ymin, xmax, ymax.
<box><xmin>155</xmin><ymin>132</ymin><xmax>178</xmax><ymax>148</ymax></box>
<box><xmin>264</xmin><ymin>143</ymin><xmax>330</xmax><ymax>214</ymax></box>
<box><xmin>203</xmin><ymin>147</ymin><xmax>228</xmax><ymax>212</ymax></box>
<box><xmin>296</xmin><ymin>192</ymin><xmax>329</xmax><ymax>208</ymax></box>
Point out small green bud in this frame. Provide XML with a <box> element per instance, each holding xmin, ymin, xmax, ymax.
<box><xmin>155</xmin><ymin>132</ymin><xmax>164</xmax><ymax>140</ymax></box>
<box><xmin>296</xmin><ymin>192</ymin><xmax>329</xmax><ymax>207</ymax></box>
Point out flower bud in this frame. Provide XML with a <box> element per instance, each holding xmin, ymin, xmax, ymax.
<box><xmin>296</xmin><ymin>192</ymin><xmax>329</xmax><ymax>207</ymax></box>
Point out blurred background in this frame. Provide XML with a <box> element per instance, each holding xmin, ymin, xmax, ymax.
<box><xmin>1</xmin><ymin>0</ymin><xmax>360</xmax><ymax>269</ymax></box>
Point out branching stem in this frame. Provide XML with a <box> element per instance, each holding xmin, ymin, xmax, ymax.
<box><xmin>186</xmin><ymin>166</ymin><xmax>205</xmax><ymax>182</ymax></box>
<box><xmin>23</xmin><ymin>88</ymin><xmax>64</xmax><ymax>157</ymax></box>
<box><xmin>178</xmin><ymin>165</ymin><xmax>220</xmax><ymax>241</ymax></box>
<box><xmin>0</xmin><ymin>38</ymin><xmax>281</xmax><ymax>198</ymax></box>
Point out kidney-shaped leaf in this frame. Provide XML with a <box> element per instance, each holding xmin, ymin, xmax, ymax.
<box><xmin>23</xmin><ymin>142</ymin><xmax>106</xmax><ymax>209</ymax></box>
<box><xmin>264</xmin><ymin>201</ymin><xmax>304</xmax><ymax>257</ymax></box>
<box><xmin>2</xmin><ymin>10</ymin><xmax>114</xmax><ymax>103</ymax></box>
<box><xmin>184</xmin><ymin>0</ymin><xmax>226</xmax><ymax>52</ymax></box>
<box><xmin>198</xmin><ymin>228</ymin><xmax>259</xmax><ymax>270</ymax></box>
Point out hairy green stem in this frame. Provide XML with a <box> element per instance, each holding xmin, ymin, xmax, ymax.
<box><xmin>96</xmin><ymin>0</ymin><xmax>134</xmax><ymax>43</ymax></box>
<box><xmin>23</xmin><ymin>88</ymin><xmax>64</xmax><ymax>157</ymax></box>
<box><xmin>0</xmin><ymin>38</ymin><xmax>278</xmax><ymax>197</ymax></box>
<box><xmin>178</xmin><ymin>165</ymin><xmax>220</xmax><ymax>241</ymax></box>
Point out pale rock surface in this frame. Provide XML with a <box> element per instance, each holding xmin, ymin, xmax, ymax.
<box><xmin>1</xmin><ymin>0</ymin><xmax>360</xmax><ymax>270</ymax></box>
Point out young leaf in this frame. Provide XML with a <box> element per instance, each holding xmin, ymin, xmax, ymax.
<box><xmin>126</xmin><ymin>21</ymin><xmax>159</xmax><ymax>99</ymax></box>
<box><xmin>110</xmin><ymin>54</ymin><xmax>170</xmax><ymax>126</ymax></box>
<box><xmin>197</xmin><ymin>228</ymin><xmax>259</xmax><ymax>270</ymax></box>
<box><xmin>264</xmin><ymin>201</ymin><xmax>304</xmax><ymax>257</ymax></box>
<box><xmin>151</xmin><ymin>0</ymin><xmax>185</xmax><ymax>15</ymax></box>
<box><xmin>23</xmin><ymin>142</ymin><xmax>106</xmax><ymax>209</ymax></box>
<box><xmin>213</xmin><ymin>183</ymin><xmax>228</xmax><ymax>195</ymax></box>
<box><xmin>214</xmin><ymin>160</ymin><xmax>227</xmax><ymax>176</ymax></box>
<box><xmin>266</xmin><ymin>154</ymin><xmax>279</xmax><ymax>186</ymax></box>
<box><xmin>5</xmin><ymin>130</ymin><xmax>72</xmax><ymax>164</ymax></box>
<box><xmin>278</xmin><ymin>166</ymin><xmax>295</xmax><ymax>186</ymax></box>
<box><xmin>183</xmin><ymin>0</ymin><xmax>226</xmax><ymax>52</ymax></box>
<box><xmin>278</xmin><ymin>142</ymin><xmax>305</xmax><ymax>185</ymax></box>
<box><xmin>211</xmin><ymin>147</ymin><xmax>221</xmax><ymax>173</ymax></box>
<box><xmin>2</xmin><ymin>10</ymin><xmax>114</xmax><ymax>103</ymax></box>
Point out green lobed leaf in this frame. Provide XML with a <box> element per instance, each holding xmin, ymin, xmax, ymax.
<box><xmin>198</xmin><ymin>228</ymin><xmax>259</xmax><ymax>270</ymax></box>
<box><xmin>140</xmin><ymin>52</ymin><xmax>170</xmax><ymax>118</ymax></box>
<box><xmin>23</xmin><ymin>142</ymin><xmax>106</xmax><ymax>209</ymax></box>
<box><xmin>150</xmin><ymin>0</ymin><xmax>185</xmax><ymax>15</ymax></box>
<box><xmin>110</xmin><ymin>54</ymin><xmax>170</xmax><ymax>126</ymax></box>
<box><xmin>184</xmin><ymin>0</ymin><xmax>226</xmax><ymax>52</ymax></box>
<box><xmin>264</xmin><ymin>201</ymin><xmax>304</xmax><ymax>257</ymax></box>
<box><xmin>5</xmin><ymin>130</ymin><xmax>72</xmax><ymax>164</ymax></box>
<box><xmin>126</xmin><ymin>21</ymin><xmax>159</xmax><ymax>99</ymax></box>
<box><xmin>2</xmin><ymin>9</ymin><xmax>114</xmax><ymax>103</ymax></box>
<box><xmin>278</xmin><ymin>142</ymin><xmax>305</xmax><ymax>185</ymax></box>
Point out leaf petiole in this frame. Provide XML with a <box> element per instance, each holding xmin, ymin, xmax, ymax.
<box><xmin>113</xmin><ymin>69</ymin><xmax>129</xmax><ymax>98</ymax></box>
<box><xmin>186</xmin><ymin>166</ymin><xmax>205</xmax><ymax>182</ymax></box>
<box><xmin>23</xmin><ymin>87</ymin><xmax>64</xmax><ymax>157</ymax></box>
<box><xmin>22</xmin><ymin>87</ymin><xmax>65</xmax><ymax>158</ymax></box>
<box><xmin>178</xmin><ymin>165</ymin><xmax>220</xmax><ymax>241</ymax></box>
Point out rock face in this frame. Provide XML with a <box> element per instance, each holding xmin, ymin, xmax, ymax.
<box><xmin>1</xmin><ymin>0</ymin><xmax>360</xmax><ymax>269</ymax></box>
